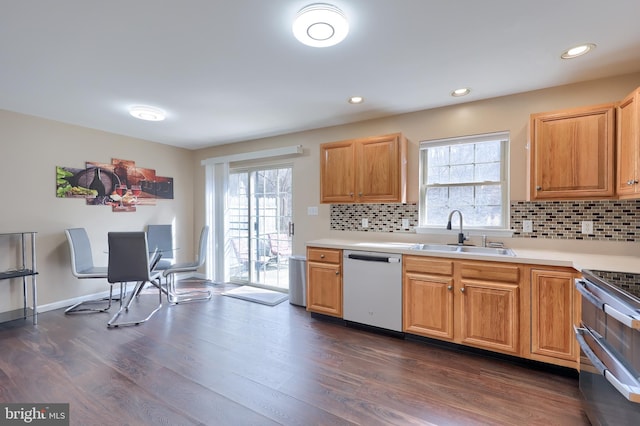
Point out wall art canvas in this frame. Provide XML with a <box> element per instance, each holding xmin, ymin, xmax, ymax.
<box><xmin>55</xmin><ymin>157</ymin><xmax>174</xmax><ymax>213</ymax></box>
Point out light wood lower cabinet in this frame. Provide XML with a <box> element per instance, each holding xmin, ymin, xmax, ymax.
<box><xmin>403</xmin><ymin>255</ymin><xmax>580</xmax><ymax>369</ymax></box>
<box><xmin>403</xmin><ymin>256</ymin><xmax>521</xmax><ymax>357</ymax></box>
<box><xmin>306</xmin><ymin>247</ymin><xmax>343</xmax><ymax>317</ymax></box>
<box><xmin>527</xmin><ymin>266</ymin><xmax>580</xmax><ymax>368</ymax></box>
<box><xmin>403</xmin><ymin>257</ymin><xmax>454</xmax><ymax>340</ymax></box>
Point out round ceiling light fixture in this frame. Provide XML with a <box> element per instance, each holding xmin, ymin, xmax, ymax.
<box><xmin>129</xmin><ymin>105</ymin><xmax>166</xmax><ymax>121</ymax></box>
<box><xmin>293</xmin><ymin>3</ymin><xmax>349</xmax><ymax>48</ymax></box>
<box><xmin>451</xmin><ymin>87</ymin><xmax>471</xmax><ymax>97</ymax></box>
<box><xmin>561</xmin><ymin>43</ymin><xmax>596</xmax><ymax>59</ymax></box>
<box><xmin>348</xmin><ymin>96</ymin><xmax>364</xmax><ymax>104</ymax></box>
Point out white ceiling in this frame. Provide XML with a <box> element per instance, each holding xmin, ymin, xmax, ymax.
<box><xmin>2</xmin><ymin>1</ymin><xmax>640</xmax><ymax>150</ymax></box>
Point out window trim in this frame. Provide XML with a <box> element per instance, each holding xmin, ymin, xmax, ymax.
<box><xmin>417</xmin><ymin>131</ymin><xmax>511</xmax><ymax>234</ymax></box>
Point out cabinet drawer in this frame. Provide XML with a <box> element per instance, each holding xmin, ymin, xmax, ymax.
<box><xmin>460</xmin><ymin>262</ymin><xmax>520</xmax><ymax>283</ymax></box>
<box><xmin>307</xmin><ymin>247</ymin><xmax>341</xmax><ymax>264</ymax></box>
<box><xmin>403</xmin><ymin>255</ymin><xmax>453</xmax><ymax>276</ymax></box>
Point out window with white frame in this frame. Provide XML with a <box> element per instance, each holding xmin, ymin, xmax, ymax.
<box><xmin>419</xmin><ymin>131</ymin><xmax>509</xmax><ymax>229</ymax></box>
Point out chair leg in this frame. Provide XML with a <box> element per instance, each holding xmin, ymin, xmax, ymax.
<box><xmin>65</xmin><ymin>284</ymin><xmax>116</xmax><ymax>314</ymax></box>
<box><xmin>166</xmin><ymin>273</ymin><xmax>211</xmax><ymax>305</ymax></box>
<box><xmin>107</xmin><ymin>279</ymin><xmax>163</xmax><ymax>328</ymax></box>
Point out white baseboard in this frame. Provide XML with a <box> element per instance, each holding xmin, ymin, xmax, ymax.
<box><xmin>37</xmin><ymin>289</ymin><xmax>115</xmax><ymax>313</ymax></box>
<box><xmin>35</xmin><ymin>273</ymin><xmax>209</xmax><ymax>313</ymax></box>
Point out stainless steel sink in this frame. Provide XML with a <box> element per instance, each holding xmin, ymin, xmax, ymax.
<box><xmin>410</xmin><ymin>243</ymin><xmax>516</xmax><ymax>257</ymax></box>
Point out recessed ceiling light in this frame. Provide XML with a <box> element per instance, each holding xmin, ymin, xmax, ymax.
<box><xmin>561</xmin><ymin>43</ymin><xmax>596</xmax><ymax>59</ymax></box>
<box><xmin>293</xmin><ymin>3</ymin><xmax>349</xmax><ymax>48</ymax></box>
<box><xmin>348</xmin><ymin>96</ymin><xmax>364</xmax><ymax>104</ymax></box>
<box><xmin>451</xmin><ymin>88</ymin><xmax>471</xmax><ymax>97</ymax></box>
<box><xmin>129</xmin><ymin>105</ymin><xmax>166</xmax><ymax>121</ymax></box>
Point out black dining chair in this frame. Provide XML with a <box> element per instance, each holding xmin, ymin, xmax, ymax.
<box><xmin>106</xmin><ymin>232</ymin><xmax>164</xmax><ymax>328</ymax></box>
<box><xmin>64</xmin><ymin>228</ymin><xmax>112</xmax><ymax>314</ymax></box>
<box><xmin>162</xmin><ymin>225</ymin><xmax>212</xmax><ymax>304</ymax></box>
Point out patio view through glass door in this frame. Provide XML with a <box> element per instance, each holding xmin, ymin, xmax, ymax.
<box><xmin>226</xmin><ymin>166</ymin><xmax>292</xmax><ymax>291</ymax></box>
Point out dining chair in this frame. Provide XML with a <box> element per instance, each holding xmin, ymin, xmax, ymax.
<box><xmin>106</xmin><ymin>232</ymin><xmax>164</xmax><ymax>328</ymax></box>
<box><xmin>146</xmin><ymin>224</ymin><xmax>174</xmax><ymax>272</ymax></box>
<box><xmin>162</xmin><ymin>225</ymin><xmax>212</xmax><ymax>304</ymax></box>
<box><xmin>64</xmin><ymin>228</ymin><xmax>112</xmax><ymax>314</ymax></box>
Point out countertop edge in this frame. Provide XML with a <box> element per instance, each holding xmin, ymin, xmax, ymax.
<box><xmin>305</xmin><ymin>239</ymin><xmax>640</xmax><ymax>274</ymax></box>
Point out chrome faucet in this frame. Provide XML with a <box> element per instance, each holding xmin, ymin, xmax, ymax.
<box><xmin>446</xmin><ymin>209</ymin><xmax>466</xmax><ymax>245</ymax></box>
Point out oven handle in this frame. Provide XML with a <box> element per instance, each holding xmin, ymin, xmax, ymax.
<box><xmin>574</xmin><ymin>326</ymin><xmax>607</xmax><ymax>374</ymax></box>
<box><xmin>575</xmin><ymin>279</ymin><xmax>605</xmax><ymax>310</ymax></box>
<box><xmin>575</xmin><ymin>279</ymin><xmax>640</xmax><ymax>329</ymax></box>
<box><xmin>575</xmin><ymin>326</ymin><xmax>640</xmax><ymax>403</ymax></box>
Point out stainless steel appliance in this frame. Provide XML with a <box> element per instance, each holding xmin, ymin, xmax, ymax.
<box><xmin>343</xmin><ymin>250</ymin><xmax>402</xmax><ymax>332</ymax></box>
<box><xmin>575</xmin><ymin>269</ymin><xmax>640</xmax><ymax>425</ymax></box>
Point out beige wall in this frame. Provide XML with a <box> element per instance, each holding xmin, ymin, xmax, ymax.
<box><xmin>0</xmin><ymin>110</ymin><xmax>194</xmax><ymax>311</ymax></box>
<box><xmin>194</xmin><ymin>72</ymin><xmax>640</xmax><ymax>256</ymax></box>
<box><xmin>2</xmin><ymin>71</ymin><xmax>639</xmax><ymax>313</ymax></box>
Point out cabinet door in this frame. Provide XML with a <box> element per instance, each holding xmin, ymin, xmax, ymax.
<box><xmin>459</xmin><ymin>280</ymin><xmax>519</xmax><ymax>354</ymax></box>
<box><xmin>307</xmin><ymin>261</ymin><xmax>342</xmax><ymax>317</ymax></box>
<box><xmin>356</xmin><ymin>134</ymin><xmax>405</xmax><ymax>202</ymax></box>
<box><xmin>320</xmin><ymin>140</ymin><xmax>355</xmax><ymax>203</ymax></box>
<box><xmin>617</xmin><ymin>89</ymin><xmax>640</xmax><ymax>198</ymax></box>
<box><xmin>529</xmin><ymin>104</ymin><xmax>615</xmax><ymax>199</ymax></box>
<box><xmin>403</xmin><ymin>272</ymin><xmax>454</xmax><ymax>340</ymax></box>
<box><xmin>530</xmin><ymin>269</ymin><xmax>578</xmax><ymax>364</ymax></box>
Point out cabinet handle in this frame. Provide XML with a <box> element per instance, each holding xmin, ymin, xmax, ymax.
<box><xmin>320</xmin><ymin>254</ymin><xmax>325</xmax><ymax>258</ymax></box>
<box><xmin>536</xmin><ymin>186</ymin><xmax>542</xmax><ymax>190</ymax></box>
<box><xmin>460</xmin><ymin>287</ymin><xmax>465</xmax><ymax>293</ymax></box>
<box><xmin>349</xmin><ymin>192</ymin><xmax>354</xmax><ymax>197</ymax></box>
<box><xmin>358</xmin><ymin>192</ymin><xmax>363</xmax><ymax>197</ymax></box>
<box><xmin>335</xmin><ymin>271</ymin><xmax>339</xmax><ymax>276</ymax></box>
<box><xmin>629</xmin><ymin>179</ymin><xmax>639</xmax><ymax>185</ymax></box>
<box><xmin>447</xmin><ymin>285</ymin><xmax>453</xmax><ymax>291</ymax></box>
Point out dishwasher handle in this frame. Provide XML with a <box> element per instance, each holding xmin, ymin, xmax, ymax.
<box><xmin>347</xmin><ymin>253</ymin><xmax>400</xmax><ymax>263</ymax></box>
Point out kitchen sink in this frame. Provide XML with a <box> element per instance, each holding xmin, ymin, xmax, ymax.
<box><xmin>410</xmin><ymin>243</ymin><xmax>516</xmax><ymax>257</ymax></box>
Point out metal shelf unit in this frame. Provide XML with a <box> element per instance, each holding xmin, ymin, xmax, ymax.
<box><xmin>0</xmin><ymin>232</ymin><xmax>37</xmax><ymax>325</ymax></box>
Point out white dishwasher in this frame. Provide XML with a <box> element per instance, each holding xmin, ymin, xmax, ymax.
<box><xmin>343</xmin><ymin>250</ymin><xmax>402</xmax><ymax>332</ymax></box>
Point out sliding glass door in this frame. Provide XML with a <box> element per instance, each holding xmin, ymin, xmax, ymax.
<box><xmin>226</xmin><ymin>166</ymin><xmax>292</xmax><ymax>290</ymax></box>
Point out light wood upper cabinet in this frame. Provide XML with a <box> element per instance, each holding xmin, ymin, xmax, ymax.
<box><xmin>529</xmin><ymin>267</ymin><xmax>580</xmax><ymax>369</ymax></box>
<box><xmin>306</xmin><ymin>247</ymin><xmax>343</xmax><ymax>318</ymax></box>
<box><xmin>320</xmin><ymin>133</ymin><xmax>407</xmax><ymax>203</ymax></box>
<box><xmin>529</xmin><ymin>103</ymin><xmax>616</xmax><ymax>200</ymax></box>
<box><xmin>617</xmin><ymin>87</ymin><xmax>640</xmax><ymax>198</ymax></box>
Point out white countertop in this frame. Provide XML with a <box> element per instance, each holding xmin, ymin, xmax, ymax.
<box><xmin>306</xmin><ymin>238</ymin><xmax>640</xmax><ymax>274</ymax></box>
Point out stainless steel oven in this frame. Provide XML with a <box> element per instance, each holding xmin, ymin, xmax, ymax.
<box><xmin>575</xmin><ymin>270</ymin><xmax>640</xmax><ymax>425</ymax></box>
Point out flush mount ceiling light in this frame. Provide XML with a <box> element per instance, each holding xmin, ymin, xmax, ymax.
<box><xmin>293</xmin><ymin>3</ymin><xmax>349</xmax><ymax>48</ymax></box>
<box><xmin>129</xmin><ymin>105</ymin><xmax>166</xmax><ymax>121</ymax></box>
<box><xmin>561</xmin><ymin>43</ymin><xmax>596</xmax><ymax>59</ymax></box>
<box><xmin>348</xmin><ymin>96</ymin><xmax>364</xmax><ymax>104</ymax></box>
<box><xmin>451</xmin><ymin>87</ymin><xmax>471</xmax><ymax>97</ymax></box>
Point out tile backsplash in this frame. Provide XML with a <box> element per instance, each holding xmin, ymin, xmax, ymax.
<box><xmin>330</xmin><ymin>200</ymin><xmax>640</xmax><ymax>242</ymax></box>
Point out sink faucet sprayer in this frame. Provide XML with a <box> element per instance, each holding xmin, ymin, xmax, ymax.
<box><xmin>446</xmin><ymin>209</ymin><xmax>467</xmax><ymax>245</ymax></box>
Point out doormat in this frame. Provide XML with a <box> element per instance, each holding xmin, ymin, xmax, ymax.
<box><xmin>222</xmin><ymin>286</ymin><xmax>288</xmax><ymax>306</ymax></box>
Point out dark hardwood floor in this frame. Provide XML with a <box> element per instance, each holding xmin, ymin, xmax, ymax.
<box><xmin>0</xmin><ymin>282</ymin><xmax>588</xmax><ymax>425</ymax></box>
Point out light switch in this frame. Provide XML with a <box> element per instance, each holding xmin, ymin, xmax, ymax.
<box><xmin>362</xmin><ymin>218</ymin><xmax>368</xmax><ymax>228</ymax></box>
<box><xmin>307</xmin><ymin>206</ymin><xmax>318</xmax><ymax>216</ymax></box>
<box><xmin>523</xmin><ymin>220</ymin><xmax>533</xmax><ymax>233</ymax></box>
<box><xmin>402</xmin><ymin>218</ymin><xmax>410</xmax><ymax>229</ymax></box>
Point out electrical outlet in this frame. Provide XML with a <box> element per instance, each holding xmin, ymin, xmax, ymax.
<box><xmin>362</xmin><ymin>218</ymin><xmax>368</xmax><ymax>228</ymax></box>
<box><xmin>402</xmin><ymin>218</ymin><xmax>410</xmax><ymax>229</ymax></box>
<box><xmin>582</xmin><ymin>221</ymin><xmax>594</xmax><ymax>234</ymax></box>
<box><xmin>523</xmin><ymin>220</ymin><xmax>533</xmax><ymax>233</ymax></box>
